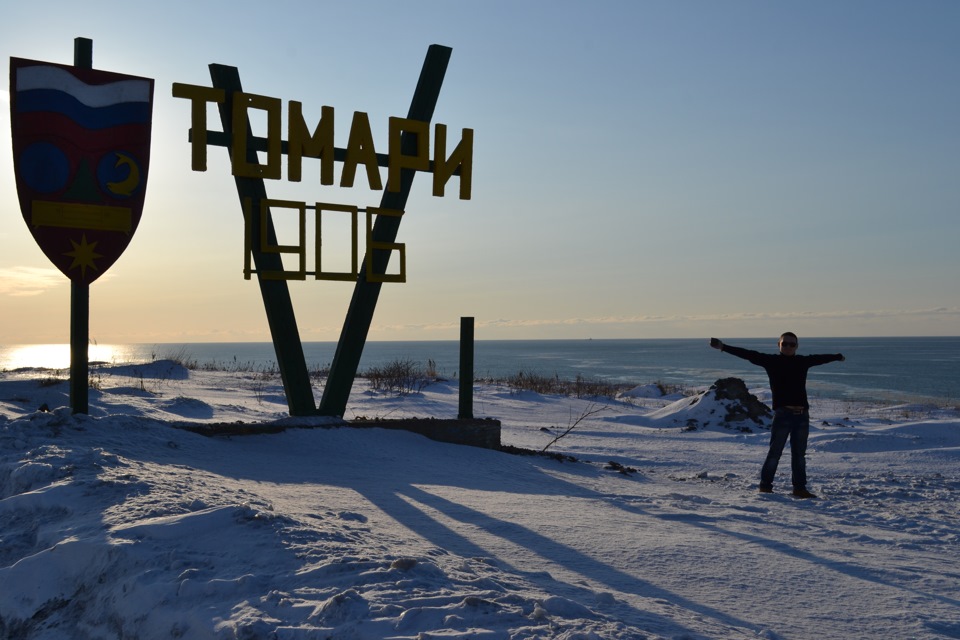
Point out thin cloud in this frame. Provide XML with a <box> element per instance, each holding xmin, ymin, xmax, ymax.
<box><xmin>374</xmin><ymin>308</ymin><xmax>960</xmax><ymax>334</ymax></box>
<box><xmin>0</xmin><ymin>266</ymin><xmax>66</xmax><ymax>296</ymax></box>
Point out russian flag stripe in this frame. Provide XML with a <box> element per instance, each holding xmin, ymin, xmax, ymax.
<box><xmin>16</xmin><ymin>64</ymin><xmax>150</xmax><ymax>107</ymax></box>
<box><xmin>16</xmin><ymin>89</ymin><xmax>151</xmax><ymax>129</ymax></box>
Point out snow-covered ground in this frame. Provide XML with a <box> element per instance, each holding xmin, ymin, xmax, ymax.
<box><xmin>2</xmin><ymin>361</ymin><xmax>959</xmax><ymax>639</ymax></box>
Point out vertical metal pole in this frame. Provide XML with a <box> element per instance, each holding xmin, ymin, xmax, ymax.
<box><xmin>208</xmin><ymin>64</ymin><xmax>317</xmax><ymax>416</ymax></box>
<box><xmin>319</xmin><ymin>44</ymin><xmax>451</xmax><ymax>417</ymax></box>
<box><xmin>458</xmin><ymin>316</ymin><xmax>474</xmax><ymax>419</ymax></box>
<box><xmin>70</xmin><ymin>281</ymin><xmax>89</xmax><ymax>414</ymax></box>
<box><xmin>70</xmin><ymin>37</ymin><xmax>93</xmax><ymax>415</ymax></box>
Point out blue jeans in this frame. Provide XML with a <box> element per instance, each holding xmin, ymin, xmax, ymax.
<box><xmin>760</xmin><ymin>409</ymin><xmax>809</xmax><ymax>490</ymax></box>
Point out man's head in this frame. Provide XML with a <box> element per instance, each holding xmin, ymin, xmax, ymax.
<box><xmin>779</xmin><ymin>332</ymin><xmax>798</xmax><ymax>355</ymax></box>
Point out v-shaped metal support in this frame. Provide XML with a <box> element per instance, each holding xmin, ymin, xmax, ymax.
<box><xmin>209</xmin><ymin>64</ymin><xmax>316</xmax><ymax>416</ymax></box>
<box><xmin>208</xmin><ymin>45</ymin><xmax>451</xmax><ymax>417</ymax></box>
<box><xmin>319</xmin><ymin>45</ymin><xmax>451</xmax><ymax>416</ymax></box>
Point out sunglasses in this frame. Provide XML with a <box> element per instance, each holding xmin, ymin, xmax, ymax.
<box><xmin>781</xmin><ymin>341</ymin><xmax>798</xmax><ymax>347</ymax></box>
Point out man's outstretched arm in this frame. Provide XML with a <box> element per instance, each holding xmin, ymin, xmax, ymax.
<box><xmin>709</xmin><ymin>338</ymin><xmax>767</xmax><ymax>365</ymax></box>
<box><xmin>808</xmin><ymin>353</ymin><xmax>846</xmax><ymax>364</ymax></box>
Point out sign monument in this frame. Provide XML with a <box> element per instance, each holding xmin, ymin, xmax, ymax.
<box><xmin>9</xmin><ymin>38</ymin><xmax>469</xmax><ymax>419</ymax></box>
<box><xmin>9</xmin><ymin>38</ymin><xmax>155</xmax><ymax>413</ymax></box>
<box><xmin>173</xmin><ymin>44</ymin><xmax>472</xmax><ymax>417</ymax></box>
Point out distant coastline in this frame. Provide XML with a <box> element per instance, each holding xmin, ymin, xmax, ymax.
<box><xmin>2</xmin><ymin>337</ymin><xmax>958</xmax><ymax>405</ymax></box>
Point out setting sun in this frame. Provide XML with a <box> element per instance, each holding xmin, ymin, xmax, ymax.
<box><xmin>1</xmin><ymin>343</ymin><xmax>123</xmax><ymax>370</ymax></box>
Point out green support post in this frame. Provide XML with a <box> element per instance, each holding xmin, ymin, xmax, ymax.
<box><xmin>318</xmin><ymin>45</ymin><xmax>452</xmax><ymax>417</ymax></box>
<box><xmin>208</xmin><ymin>64</ymin><xmax>317</xmax><ymax>416</ymax></box>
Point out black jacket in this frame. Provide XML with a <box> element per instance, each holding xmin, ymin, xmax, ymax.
<box><xmin>721</xmin><ymin>345</ymin><xmax>843</xmax><ymax>410</ymax></box>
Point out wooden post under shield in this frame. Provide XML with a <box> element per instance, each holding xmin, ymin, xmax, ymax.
<box><xmin>70</xmin><ymin>37</ymin><xmax>93</xmax><ymax>415</ymax></box>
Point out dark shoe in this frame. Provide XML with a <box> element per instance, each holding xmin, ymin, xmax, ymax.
<box><xmin>758</xmin><ymin>486</ymin><xmax>774</xmax><ymax>494</ymax></box>
<box><xmin>792</xmin><ymin>488</ymin><xmax>817</xmax><ymax>499</ymax></box>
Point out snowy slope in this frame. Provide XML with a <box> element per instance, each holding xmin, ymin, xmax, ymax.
<box><xmin>1</xmin><ymin>364</ymin><xmax>959</xmax><ymax>639</ymax></box>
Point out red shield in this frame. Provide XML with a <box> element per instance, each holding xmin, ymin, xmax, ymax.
<box><xmin>10</xmin><ymin>58</ymin><xmax>154</xmax><ymax>284</ymax></box>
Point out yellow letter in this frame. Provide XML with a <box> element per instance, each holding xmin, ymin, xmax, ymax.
<box><xmin>314</xmin><ymin>202</ymin><xmax>360</xmax><ymax>281</ymax></box>
<box><xmin>171</xmin><ymin>83</ymin><xmax>225</xmax><ymax>172</ymax></box>
<box><xmin>433</xmin><ymin>125</ymin><xmax>473</xmax><ymax>200</ymax></box>
<box><xmin>340</xmin><ymin>112</ymin><xmax>382</xmax><ymax>190</ymax></box>
<box><xmin>366</xmin><ymin>208</ymin><xmax>406</xmax><ymax>283</ymax></box>
<box><xmin>258</xmin><ymin>199</ymin><xmax>307</xmax><ymax>280</ymax></box>
<box><xmin>288</xmin><ymin>102</ymin><xmax>335</xmax><ymax>185</ymax></box>
<box><xmin>387</xmin><ymin>117</ymin><xmax>430</xmax><ymax>193</ymax></box>
<box><xmin>231</xmin><ymin>92</ymin><xmax>282</xmax><ymax>180</ymax></box>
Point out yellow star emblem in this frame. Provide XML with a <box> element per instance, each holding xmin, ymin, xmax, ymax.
<box><xmin>64</xmin><ymin>234</ymin><xmax>103</xmax><ymax>278</ymax></box>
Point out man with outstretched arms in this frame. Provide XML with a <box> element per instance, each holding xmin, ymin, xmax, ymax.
<box><xmin>710</xmin><ymin>333</ymin><xmax>845</xmax><ymax>498</ymax></box>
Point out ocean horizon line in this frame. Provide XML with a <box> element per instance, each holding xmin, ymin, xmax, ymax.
<box><xmin>5</xmin><ymin>334</ymin><xmax>960</xmax><ymax>347</ymax></box>
<box><xmin>3</xmin><ymin>337</ymin><xmax>958</xmax><ymax>405</ymax></box>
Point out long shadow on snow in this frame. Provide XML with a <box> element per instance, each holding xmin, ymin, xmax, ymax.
<box><xmin>604</xmin><ymin>493</ymin><xmax>960</xmax><ymax>611</ymax></box>
<box><xmin>363</xmin><ymin>481</ymin><xmax>762</xmax><ymax>638</ymax></box>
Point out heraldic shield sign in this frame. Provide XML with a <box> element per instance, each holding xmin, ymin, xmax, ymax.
<box><xmin>10</xmin><ymin>58</ymin><xmax>154</xmax><ymax>284</ymax></box>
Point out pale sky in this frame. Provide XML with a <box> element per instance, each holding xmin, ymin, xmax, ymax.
<box><xmin>1</xmin><ymin>0</ymin><xmax>958</xmax><ymax>345</ymax></box>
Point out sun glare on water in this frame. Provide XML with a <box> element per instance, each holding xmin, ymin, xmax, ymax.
<box><xmin>2</xmin><ymin>344</ymin><xmax>123</xmax><ymax>370</ymax></box>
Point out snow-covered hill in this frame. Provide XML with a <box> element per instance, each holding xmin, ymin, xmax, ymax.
<box><xmin>2</xmin><ymin>366</ymin><xmax>958</xmax><ymax>639</ymax></box>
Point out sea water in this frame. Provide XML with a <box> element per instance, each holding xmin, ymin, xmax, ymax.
<box><xmin>1</xmin><ymin>337</ymin><xmax>958</xmax><ymax>405</ymax></box>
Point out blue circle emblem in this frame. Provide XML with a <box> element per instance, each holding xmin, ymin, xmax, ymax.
<box><xmin>19</xmin><ymin>142</ymin><xmax>70</xmax><ymax>193</ymax></box>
